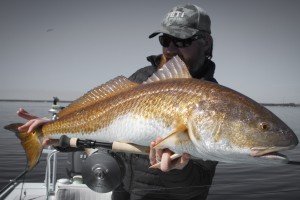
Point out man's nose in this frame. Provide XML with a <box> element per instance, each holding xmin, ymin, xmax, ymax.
<box><xmin>165</xmin><ymin>41</ymin><xmax>179</xmax><ymax>56</ymax></box>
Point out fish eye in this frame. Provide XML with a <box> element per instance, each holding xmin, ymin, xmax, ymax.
<box><xmin>259</xmin><ymin>122</ymin><xmax>270</xmax><ymax>131</ymax></box>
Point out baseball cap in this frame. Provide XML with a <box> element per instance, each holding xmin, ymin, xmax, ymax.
<box><xmin>149</xmin><ymin>4</ymin><xmax>211</xmax><ymax>39</ymax></box>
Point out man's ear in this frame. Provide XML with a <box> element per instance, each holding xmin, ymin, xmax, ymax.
<box><xmin>204</xmin><ymin>34</ymin><xmax>213</xmax><ymax>59</ymax></box>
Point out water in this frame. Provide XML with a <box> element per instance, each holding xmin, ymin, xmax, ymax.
<box><xmin>0</xmin><ymin>102</ymin><xmax>299</xmax><ymax>199</ymax></box>
<box><xmin>0</xmin><ymin>102</ymin><xmax>69</xmax><ymax>189</ymax></box>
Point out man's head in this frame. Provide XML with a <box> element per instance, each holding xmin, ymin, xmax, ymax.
<box><xmin>149</xmin><ymin>4</ymin><xmax>213</xmax><ymax>77</ymax></box>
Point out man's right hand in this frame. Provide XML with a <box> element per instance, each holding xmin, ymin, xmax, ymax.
<box><xmin>17</xmin><ymin>108</ymin><xmax>51</xmax><ymax>133</ymax></box>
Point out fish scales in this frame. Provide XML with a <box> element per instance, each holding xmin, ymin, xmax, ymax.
<box><xmin>42</xmin><ymin>79</ymin><xmax>216</xmax><ymax>145</ymax></box>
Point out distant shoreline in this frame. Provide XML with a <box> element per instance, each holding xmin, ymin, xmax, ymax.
<box><xmin>0</xmin><ymin>99</ymin><xmax>299</xmax><ymax>107</ymax></box>
<box><xmin>261</xmin><ymin>103</ymin><xmax>300</xmax><ymax>107</ymax></box>
<box><xmin>0</xmin><ymin>99</ymin><xmax>72</xmax><ymax>103</ymax></box>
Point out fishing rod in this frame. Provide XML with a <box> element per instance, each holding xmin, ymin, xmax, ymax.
<box><xmin>58</xmin><ymin>134</ymin><xmax>149</xmax><ymax>155</ymax></box>
<box><xmin>58</xmin><ymin>135</ymin><xmax>300</xmax><ymax>165</ymax></box>
<box><xmin>0</xmin><ymin>170</ymin><xmax>27</xmax><ymax>199</ymax></box>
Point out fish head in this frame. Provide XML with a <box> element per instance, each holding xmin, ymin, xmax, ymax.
<box><xmin>187</xmin><ymin>94</ymin><xmax>298</xmax><ymax>164</ymax></box>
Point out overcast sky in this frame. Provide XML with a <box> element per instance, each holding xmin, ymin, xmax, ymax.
<box><xmin>0</xmin><ymin>0</ymin><xmax>299</xmax><ymax>103</ymax></box>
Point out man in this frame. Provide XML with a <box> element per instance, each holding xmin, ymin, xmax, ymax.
<box><xmin>17</xmin><ymin>4</ymin><xmax>218</xmax><ymax>200</ymax></box>
<box><xmin>113</xmin><ymin>4</ymin><xmax>218</xmax><ymax>200</ymax></box>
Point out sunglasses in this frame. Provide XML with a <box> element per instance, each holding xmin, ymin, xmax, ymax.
<box><xmin>159</xmin><ymin>34</ymin><xmax>203</xmax><ymax>48</ymax></box>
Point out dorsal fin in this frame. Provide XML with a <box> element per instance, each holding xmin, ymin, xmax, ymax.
<box><xmin>143</xmin><ymin>55</ymin><xmax>191</xmax><ymax>84</ymax></box>
<box><xmin>57</xmin><ymin>76</ymin><xmax>139</xmax><ymax>118</ymax></box>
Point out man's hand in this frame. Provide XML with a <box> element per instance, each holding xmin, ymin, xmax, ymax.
<box><xmin>17</xmin><ymin>108</ymin><xmax>51</xmax><ymax>133</ymax></box>
<box><xmin>149</xmin><ymin>137</ymin><xmax>190</xmax><ymax>172</ymax></box>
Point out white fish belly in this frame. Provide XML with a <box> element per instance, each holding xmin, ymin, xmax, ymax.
<box><xmin>50</xmin><ymin>113</ymin><xmax>174</xmax><ymax>146</ymax></box>
<box><xmin>99</xmin><ymin>113</ymin><xmax>174</xmax><ymax>145</ymax></box>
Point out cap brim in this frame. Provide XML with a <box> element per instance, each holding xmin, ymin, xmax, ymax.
<box><xmin>148</xmin><ymin>31</ymin><xmax>161</xmax><ymax>38</ymax></box>
<box><xmin>148</xmin><ymin>26</ymin><xmax>199</xmax><ymax>39</ymax></box>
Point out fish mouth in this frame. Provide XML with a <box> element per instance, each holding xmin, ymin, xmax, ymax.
<box><xmin>250</xmin><ymin>146</ymin><xmax>294</xmax><ymax>162</ymax></box>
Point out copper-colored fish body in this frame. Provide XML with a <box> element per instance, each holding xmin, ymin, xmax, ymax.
<box><xmin>4</xmin><ymin>56</ymin><xmax>298</xmax><ymax>171</ymax></box>
<box><xmin>41</xmin><ymin>78</ymin><xmax>211</xmax><ymax>148</ymax></box>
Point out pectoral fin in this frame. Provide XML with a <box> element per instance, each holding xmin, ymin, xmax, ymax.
<box><xmin>149</xmin><ymin>124</ymin><xmax>192</xmax><ymax>169</ymax></box>
<box><xmin>154</xmin><ymin>124</ymin><xmax>191</xmax><ymax>152</ymax></box>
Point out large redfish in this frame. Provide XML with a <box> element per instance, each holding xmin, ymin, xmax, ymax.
<box><xmin>4</xmin><ymin>56</ymin><xmax>298</xmax><ymax>170</ymax></box>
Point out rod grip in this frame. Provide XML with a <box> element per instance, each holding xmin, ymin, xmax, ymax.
<box><xmin>112</xmin><ymin>142</ymin><xmax>150</xmax><ymax>155</ymax></box>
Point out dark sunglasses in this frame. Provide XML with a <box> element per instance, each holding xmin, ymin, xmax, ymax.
<box><xmin>159</xmin><ymin>34</ymin><xmax>203</xmax><ymax>48</ymax></box>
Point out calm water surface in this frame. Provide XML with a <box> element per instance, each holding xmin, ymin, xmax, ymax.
<box><xmin>0</xmin><ymin>102</ymin><xmax>299</xmax><ymax>199</ymax></box>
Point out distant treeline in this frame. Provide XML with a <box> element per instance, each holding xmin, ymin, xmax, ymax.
<box><xmin>0</xmin><ymin>99</ymin><xmax>299</xmax><ymax>107</ymax></box>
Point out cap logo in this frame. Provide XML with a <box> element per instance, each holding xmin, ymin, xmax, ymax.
<box><xmin>168</xmin><ymin>11</ymin><xmax>185</xmax><ymax>18</ymax></box>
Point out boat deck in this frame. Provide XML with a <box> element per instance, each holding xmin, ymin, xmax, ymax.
<box><xmin>3</xmin><ymin>181</ymin><xmax>112</xmax><ymax>200</ymax></box>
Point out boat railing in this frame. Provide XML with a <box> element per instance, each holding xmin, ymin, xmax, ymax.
<box><xmin>0</xmin><ymin>147</ymin><xmax>59</xmax><ymax>200</ymax></box>
<box><xmin>44</xmin><ymin>148</ymin><xmax>59</xmax><ymax>199</ymax></box>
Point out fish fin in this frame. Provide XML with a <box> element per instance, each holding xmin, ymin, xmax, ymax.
<box><xmin>58</xmin><ymin>76</ymin><xmax>139</xmax><ymax>118</ymax></box>
<box><xmin>150</xmin><ymin>124</ymin><xmax>190</xmax><ymax>169</ymax></box>
<box><xmin>143</xmin><ymin>55</ymin><xmax>191</xmax><ymax>84</ymax></box>
<box><xmin>4</xmin><ymin>123</ymin><xmax>43</xmax><ymax>171</ymax></box>
<box><xmin>154</xmin><ymin>124</ymin><xmax>191</xmax><ymax>150</ymax></box>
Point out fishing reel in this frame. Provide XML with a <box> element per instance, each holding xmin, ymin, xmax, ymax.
<box><xmin>58</xmin><ymin>135</ymin><xmax>125</xmax><ymax>193</ymax></box>
<box><xmin>82</xmin><ymin>150</ymin><xmax>125</xmax><ymax>193</ymax></box>
<box><xmin>58</xmin><ymin>135</ymin><xmax>149</xmax><ymax>193</ymax></box>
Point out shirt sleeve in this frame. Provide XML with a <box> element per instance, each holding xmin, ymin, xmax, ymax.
<box><xmin>128</xmin><ymin>65</ymin><xmax>157</xmax><ymax>83</ymax></box>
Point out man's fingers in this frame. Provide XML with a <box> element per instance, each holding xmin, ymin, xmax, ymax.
<box><xmin>149</xmin><ymin>153</ymin><xmax>182</xmax><ymax>169</ymax></box>
<box><xmin>149</xmin><ymin>141</ymin><xmax>156</xmax><ymax>165</ymax></box>
<box><xmin>155</xmin><ymin>137</ymin><xmax>163</xmax><ymax>162</ymax></box>
<box><xmin>149</xmin><ymin>137</ymin><xmax>191</xmax><ymax>171</ymax></box>
<box><xmin>28</xmin><ymin>118</ymin><xmax>50</xmax><ymax>133</ymax></box>
<box><xmin>171</xmin><ymin>153</ymin><xmax>190</xmax><ymax>170</ymax></box>
<box><xmin>18</xmin><ymin>119</ymin><xmax>35</xmax><ymax>132</ymax></box>
<box><xmin>17</xmin><ymin>118</ymin><xmax>51</xmax><ymax>133</ymax></box>
<box><xmin>17</xmin><ymin>108</ymin><xmax>38</xmax><ymax>120</ymax></box>
<box><xmin>28</xmin><ymin>120</ymin><xmax>41</xmax><ymax>133</ymax></box>
<box><xmin>160</xmin><ymin>149</ymin><xmax>173</xmax><ymax>172</ymax></box>
<box><xmin>149</xmin><ymin>137</ymin><xmax>165</xmax><ymax>165</ymax></box>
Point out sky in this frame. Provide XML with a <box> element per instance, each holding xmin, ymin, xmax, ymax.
<box><xmin>0</xmin><ymin>0</ymin><xmax>300</xmax><ymax>104</ymax></box>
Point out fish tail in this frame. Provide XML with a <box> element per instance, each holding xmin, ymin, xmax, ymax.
<box><xmin>4</xmin><ymin>123</ymin><xmax>43</xmax><ymax>171</ymax></box>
